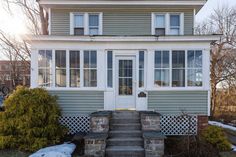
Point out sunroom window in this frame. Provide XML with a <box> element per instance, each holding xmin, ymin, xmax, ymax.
<box><xmin>187</xmin><ymin>50</ymin><xmax>203</xmax><ymax>86</ymax></box>
<box><xmin>170</xmin><ymin>14</ymin><xmax>180</xmax><ymax>35</ymax></box>
<box><xmin>38</xmin><ymin>50</ymin><xmax>52</xmax><ymax>87</ymax></box>
<box><xmin>55</xmin><ymin>50</ymin><xmax>66</xmax><ymax>87</ymax></box>
<box><xmin>154</xmin><ymin>51</ymin><xmax>170</xmax><ymax>87</ymax></box>
<box><xmin>84</xmin><ymin>51</ymin><xmax>97</xmax><ymax>87</ymax></box>
<box><xmin>172</xmin><ymin>51</ymin><xmax>185</xmax><ymax>87</ymax></box>
<box><xmin>70</xmin><ymin>51</ymin><xmax>80</xmax><ymax>87</ymax></box>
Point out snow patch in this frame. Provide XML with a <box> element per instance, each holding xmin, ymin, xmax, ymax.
<box><xmin>29</xmin><ymin>143</ymin><xmax>76</xmax><ymax>157</ymax></box>
<box><xmin>232</xmin><ymin>145</ymin><xmax>236</xmax><ymax>152</ymax></box>
<box><xmin>209</xmin><ymin>121</ymin><xmax>236</xmax><ymax>131</ymax></box>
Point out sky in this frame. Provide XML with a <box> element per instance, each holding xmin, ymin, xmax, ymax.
<box><xmin>0</xmin><ymin>0</ymin><xmax>236</xmax><ymax>59</ymax></box>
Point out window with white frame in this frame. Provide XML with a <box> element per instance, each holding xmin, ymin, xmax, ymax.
<box><xmin>107</xmin><ymin>51</ymin><xmax>113</xmax><ymax>88</ymax></box>
<box><xmin>170</xmin><ymin>14</ymin><xmax>180</xmax><ymax>35</ymax></box>
<box><xmin>74</xmin><ymin>14</ymin><xmax>84</xmax><ymax>35</ymax></box>
<box><xmin>84</xmin><ymin>51</ymin><xmax>97</xmax><ymax>87</ymax></box>
<box><xmin>187</xmin><ymin>50</ymin><xmax>203</xmax><ymax>86</ymax></box>
<box><xmin>172</xmin><ymin>51</ymin><xmax>185</xmax><ymax>87</ymax></box>
<box><xmin>152</xmin><ymin>13</ymin><xmax>183</xmax><ymax>35</ymax></box>
<box><xmin>154</xmin><ymin>51</ymin><xmax>170</xmax><ymax>87</ymax></box>
<box><xmin>71</xmin><ymin>12</ymin><xmax>102</xmax><ymax>35</ymax></box>
<box><xmin>155</xmin><ymin>15</ymin><xmax>165</xmax><ymax>36</ymax></box>
<box><xmin>70</xmin><ymin>51</ymin><xmax>80</xmax><ymax>87</ymax></box>
<box><xmin>38</xmin><ymin>50</ymin><xmax>52</xmax><ymax>87</ymax></box>
<box><xmin>55</xmin><ymin>50</ymin><xmax>66</xmax><ymax>87</ymax></box>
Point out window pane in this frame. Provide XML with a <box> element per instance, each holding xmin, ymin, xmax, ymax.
<box><xmin>155</xmin><ymin>51</ymin><xmax>161</xmax><ymax>68</ymax></box>
<box><xmin>89</xmin><ymin>15</ymin><xmax>99</xmax><ymax>27</ymax></box>
<box><xmin>84</xmin><ymin>51</ymin><xmax>89</xmax><ymax>68</ymax></box>
<box><xmin>90</xmin><ymin>51</ymin><xmax>97</xmax><ymax>68</ymax></box>
<box><xmin>139</xmin><ymin>70</ymin><xmax>144</xmax><ymax>87</ymax></box>
<box><xmin>74</xmin><ymin>28</ymin><xmax>84</xmax><ymax>35</ymax></box>
<box><xmin>70</xmin><ymin>51</ymin><xmax>80</xmax><ymax>68</ymax></box>
<box><xmin>187</xmin><ymin>50</ymin><xmax>195</xmax><ymax>68</ymax></box>
<box><xmin>170</xmin><ymin>28</ymin><xmax>179</xmax><ymax>35</ymax></box>
<box><xmin>154</xmin><ymin>69</ymin><xmax>161</xmax><ymax>86</ymax></box>
<box><xmin>46</xmin><ymin>50</ymin><xmax>52</xmax><ymax>67</ymax></box>
<box><xmin>89</xmin><ymin>28</ymin><xmax>99</xmax><ymax>35</ymax></box>
<box><xmin>38</xmin><ymin>50</ymin><xmax>45</xmax><ymax>67</ymax></box>
<box><xmin>195</xmin><ymin>51</ymin><xmax>202</xmax><ymax>68</ymax></box>
<box><xmin>172</xmin><ymin>69</ymin><xmax>185</xmax><ymax>87</ymax></box>
<box><xmin>154</xmin><ymin>69</ymin><xmax>169</xmax><ymax>87</ymax></box>
<box><xmin>162</xmin><ymin>51</ymin><xmax>169</xmax><ymax>68</ymax></box>
<box><xmin>90</xmin><ymin>69</ymin><xmax>97</xmax><ymax>87</ymax></box>
<box><xmin>170</xmin><ymin>15</ymin><xmax>180</xmax><ymax>26</ymax></box>
<box><xmin>84</xmin><ymin>69</ymin><xmax>89</xmax><ymax>87</ymax></box>
<box><xmin>107</xmin><ymin>51</ymin><xmax>113</xmax><ymax>69</ymax></box>
<box><xmin>156</xmin><ymin>15</ymin><xmax>165</xmax><ymax>28</ymax></box>
<box><xmin>39</xmin><ymin>69</ymin><xmax>51</xmax><ymax>87</ymax></box>
<box><xmin>188</xmin><ymin>69</ymin><xmax>202</xmax><ymax>86</ymax></box>
<box><xmin>107</xmin><ymin>70</ymin><xmax>112</xmax><ymax>88</ymax></box>
<box><xmin>56</xmin><ymin>50</ymin><xmax>66</xmax><ymax>68</ymax></box>
<box><xmin>139</xmin><ymin>51</ymin><xmax>144</xmax><ymax>69</ymax></box>
<box><xmin>172</xmin><ymin>51</ymin><xmax>185</xmax><ymax>68</ymax></box>
<box><xmin>70</xmin><ymin>69</ymin><xmax>80</xmax><ymax>87</ymax></box>
<box><xmin>56</xmin><ymin>69</ymin><xmax>66</xmax><ymax>87</ymax></box>
<box><xmin>74</xmin><ymin>15</ymin><xmax>84</xmax><ymax>27</ymax></box>
<box><xmin>155</xmin><ymin>28</ymin><xmax>165</xmax><ymax>36</ymax></box>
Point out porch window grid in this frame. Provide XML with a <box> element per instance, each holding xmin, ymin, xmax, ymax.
<box><xmin>38</xmin><ymin>50</ymin><xmax>52</xmax><ymax>87</ymax></box>
<box><xmin>55</xmin><ymin>50</ymin><xmax>67</xmax><ymax>87</ymax></box>
<box><xmin>187</xmin><ymin>50</ymin><xmax>203</xmax><ymax>87</ymax></box>
<box><xmin>107</xmin><ymin>51</ymin><xmax>113</xmax><ymax>88</ymax></box>
<box><xmin>83</xmin><ymin>51</ymin><xmax>97</xmax><ymax>87</ymax></box>
<box><xmin>154</xmin><ymin>50</ymin><xmax>170</xmax><ymax>87</ymax></box>
<box><xmin>172</xmin><ymin>50</ymin><xmax>185</xmax><ymax>87</ymax></box>
<box><xmin>69</xmin><ymin>51</ymin><xmax>80</xmax><ymax>87</ymax></box>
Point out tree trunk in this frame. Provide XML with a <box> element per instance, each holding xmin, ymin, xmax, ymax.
<box><xmin>39</xmin><ymin>5</ymin><xmax>48</xmax><ymax>35</ymax></box>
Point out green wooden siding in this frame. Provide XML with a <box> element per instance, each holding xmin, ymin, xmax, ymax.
<box><xmin>49</xmin><ymin>90</ymin><xmax>104</xmax><ymax>116</ymax></box>
<box><xmin>148</xmin><ymin>91</ymin><xmax>208</xmax><ymax>115</ymax></box>
<box><xmin>51</xmin><ymin>8</ymin><xmax>193</xmax><ymax>36</ymax></box>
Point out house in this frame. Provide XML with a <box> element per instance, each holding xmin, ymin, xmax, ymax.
<box><xmin>0</xmin><ymin>60</ymin><xmax>30</xmax><ymax>91</ymax></box>
<box><xmin>28</xmin><ymin>0</ymin><xmax>220</xmax><ymax>135</ymax></box>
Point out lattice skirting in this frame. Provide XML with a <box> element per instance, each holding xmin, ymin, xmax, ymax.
<box><xmin>59</xmin><ymin>115</ymin><xmax>198</xmax><ymax>135</ymax></box>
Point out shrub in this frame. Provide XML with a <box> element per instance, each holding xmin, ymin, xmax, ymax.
<box><xmin>0</xmin><ymin>86</ymin><xmax>67</xmax><ymax>152</ymax></box>
<box><xmin>201</xmin><ymin>126</ymin><xmax>231</xmax><ymax>151</ymax></box>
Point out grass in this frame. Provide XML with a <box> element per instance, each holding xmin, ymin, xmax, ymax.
<box><xmin>0</xmin><ymin>149</ymin><xmax>30</xmax><ymax>157</ymax></box>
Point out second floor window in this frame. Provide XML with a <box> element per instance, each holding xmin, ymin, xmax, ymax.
<box><xmin>71</xmin><ymin>12</ymin><xmax>102</xmax><ymax>36</ymax></box>
<box><xmin>170</xmin><ymin>14</ymin><xmax>180</xmax><ymax>35</ymax></box>
<box><xmin>155</xmin><ymin>15</ymin><xmax>165</xmax><ymax>36</ymax></box>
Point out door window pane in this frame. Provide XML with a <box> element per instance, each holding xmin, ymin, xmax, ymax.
<box><xmin>119</xmin><ymin>60</ymin><xmax>133</xmax><ymax>95</ymax></box>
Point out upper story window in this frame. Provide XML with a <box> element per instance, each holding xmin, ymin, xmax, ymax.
<box><xmin>155</xmin><ymin>15</ymin><xmax>165</xmax><ymax>36</ymax></box>
<box><xmin>170</xmin><ymin>14</ymin><xmax>180</xmax><ymax>35</ymax></box>
<box><xmin>152</xmin><ymin>13</ymin><xmax>183</xmax><ymax>36</ymax></box>
<box><xmin>70</xmin><ymin>12</ymin><xmax>102</xmax><ymax>36</ymax></box>
<box><xmin>74</xmin><ymin>14</ymin><xmax>84</xmax><ymax>35</ymax></box>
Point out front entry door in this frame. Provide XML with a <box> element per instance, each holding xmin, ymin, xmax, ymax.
<box><xmin>115</xmin><ymin>57</ymin><xmax>136</xmax><ymax>109</ymax></box>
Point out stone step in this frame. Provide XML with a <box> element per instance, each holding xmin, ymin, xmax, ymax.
<box><xmin>112</xmin><ymin>111</ymin><xmax>140</xmax><ymax>119</ymax></box>
<box><xmin>110</xmin><ymin>123</ymin><xmax>141</xmax><ymax>130</ymax></box>
<box><xmin>107</xmin><ymin>137</ymin><xmax>144</xmax><ymax>146</ymax></box>
<box><xmin>109</xmin><ymin>130</ymin><xmax>142</xmax><ymax>138</ymax></box>
<box><xmin>106</xmin><ymin>146</ymin><xmax>144</xmax><ymax>157</ymax></box>
<box><xmin>111</xmin><ymin>118</ymin><xmax>140</xmax><ymax>124</ymax></box>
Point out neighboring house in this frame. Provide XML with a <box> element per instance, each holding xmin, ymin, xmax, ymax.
<box><xmin>0</xmin><ymin>60</ymin><xmax>30</xmax><ymax>90</ymax></box>
<box><xmin>28</xmin><ymin>0</ymin><xmax>220</xmax><ymax>135</ymax></box>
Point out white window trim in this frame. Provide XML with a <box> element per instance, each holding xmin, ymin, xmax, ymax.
<box><xmin>151</xmin><ymin>12</ymin><xmax>184</xmax><ymax>35</ymax></box>
<box><xmin>70</xmin><ymin>12</ymin><xmax>103</xmax><ymax>35</ymax></box>
<box><xmin>153</xmin><ymin>49</ymin><xmax>204</xmax><ymax>89</ymax></box>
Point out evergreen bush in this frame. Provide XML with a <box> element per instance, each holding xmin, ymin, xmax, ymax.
<box><xmin>201</xmin><ymin>125</ymin><xmax>231</xmax><ymax>151</ymax></box>
<box><xmin>0</xmin><ymin>86</ymin><xmax>67</xmax><ymax>152</ymax></box>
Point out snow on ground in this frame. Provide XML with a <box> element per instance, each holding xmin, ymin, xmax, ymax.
<box><xmin>232</xmin><ymin>145</ymin><xmax>236</xmax><ymax>151</ymax></box>
<box><xmin>209</xmin><ymin>121</ymin><xmax>236</xmax><ymax>132</ymax></box>
<box><xmin>29</xmin><ymin>143</ymin><xmax>76</xmax><ymax>157</ymax></box>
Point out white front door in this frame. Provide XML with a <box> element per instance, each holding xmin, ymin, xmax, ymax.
<box><xmin>115</xmin><ymin>56</ymin><xmax>136</xmax><ymax>109</ymax></box>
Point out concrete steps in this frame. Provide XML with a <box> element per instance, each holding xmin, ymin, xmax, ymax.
<box><xmin>105</xmin><ymin>111</ymin><xmax>144</xmax><ymax>157</ymax></box>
